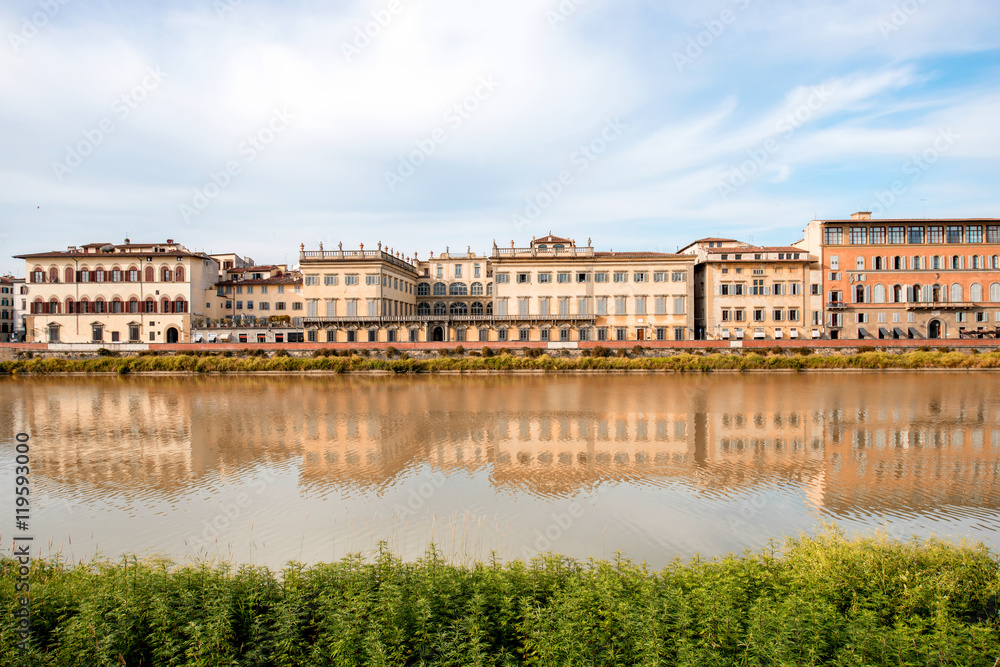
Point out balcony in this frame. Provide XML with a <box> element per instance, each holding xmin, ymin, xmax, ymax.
<box><xmin>299</xmin><ymin>249</ymin><xmax>417</xmax><ymax>274</ymax></box>
<box><xmin>906</xmin><ymin>301</ymin><xmax>977</xmax><ymax>310</ymax></box>
<box><xmin>826</xmin><ymin>301</ymin><xmax>847</xmax><ymax>309</ymax></box>
<box><xmin>303</xmin><ymin>314</ymin><xmax>598</xmax><ymax>326</ymax></box>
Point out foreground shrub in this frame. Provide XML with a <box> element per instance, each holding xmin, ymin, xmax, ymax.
<box><xmin>1</xmin><ymin>531</ymin><xmax>997</xmax><ymax>666</ymax></box>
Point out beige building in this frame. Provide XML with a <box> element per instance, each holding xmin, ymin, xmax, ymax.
<box><xmin>681</xmin><ymin>238</ymin><xmax>816</xmax><ymax>341</ymax></box>
<box><xmin>0</xmin><ymin>276</ymin><xmax>15</xmax><ymax>342</ymax></box>
<box><xmin>296</xmin><ymin>235</ymin><xmax>695</xmax><ymax>344</ymax></box>
<box><xmin>202</xmin><ymin>264</ymin><xmax>304</xmax><ymax>332</ymax></box>
<box><xmin>15</xmin><ymin>239</ymin><xmax>218</xmax><ymax>344</ymax></box>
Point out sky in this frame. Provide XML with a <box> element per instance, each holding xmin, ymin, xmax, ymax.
<box><xmin>1</xmin><ymin>0</ymin><xmax>999</xmax><ymax>275</ymax></box>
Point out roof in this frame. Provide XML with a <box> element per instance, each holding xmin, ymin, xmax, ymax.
<box><xmin>533</xmin><ymin>234</ymin><xmax>574</xmax><ymax>244</ymax></box>
<box><xmin>15</xmin><ymin>241</ymin><xmax>212</xmax><ymax>261</ymax></box>
<box><xmin>217</xmin><ymin>276</ymin><xmax>301</xmax><ymax>286</ymax></box>
<box><xmin>816</xmin><ymin>218</ymin><xmax>1000</xmax><ymax>224</ymax></box>
<box><xmin>707</xmin><ymin>246</ymin><xmax>805</xmax><ymax>254</ymax></box>
<box><xmin>593</xmin><ymin>251</ymin><xmax>682</xmax><ymax>258</ymax></box>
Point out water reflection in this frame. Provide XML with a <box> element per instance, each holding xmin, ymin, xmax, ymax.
<box><xmin>1</xmin><ymin>374</ymin><xmax>999</xmax><ymax>567</ymax></box>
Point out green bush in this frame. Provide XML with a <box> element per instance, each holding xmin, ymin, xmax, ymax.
<box><xmin>273</xmin><ymin>349</ymin><xmax>289</xmax><ymax>357</ymax></box>
<box><xmin>482</xmin><ymin>346</ymin><xmax>494</xmax><ymax>357</ymax></box>
<box><xmin>591</xmin><ymin>346</ymin><xmax>611</xmax><ymax>358</ymax></box>
<box><xmin>1</xmin><ymin>532</ymin><xmax>997</xmax><ymax>666</ymax></box>
<box><xmin>385</xmin><ymin>346</ymin><xmax>399</xmax><ymax>358</ymax></box>
<box><xmin>96</xmin><ymin>347</ymin><xmax>118</xmax><ymax>357</ymax></box>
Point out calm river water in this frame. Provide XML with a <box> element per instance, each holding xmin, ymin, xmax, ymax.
<box><xmin>1</xmin><ymin>373</ymin><xmax>999</xmax><ymax>568</ymax></box>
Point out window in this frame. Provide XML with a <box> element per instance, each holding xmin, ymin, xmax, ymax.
<box><xmin>829</xmin><ymin>272</ymin><xmax>840</xmax><ymax>281</ymax></box>
<box><xmin>518</xmin><ymin>298</ymin><xmax>529</xmax><ymax>316</ymax></box>
<box><xmin>450</xmin><ymin>283</ymin><xmax>468</xmax><ymax>296</ymax></box>
<box><xmin>364</xmin><ymin>274</ymin><xmax>378</xmax><ymax>286</ymax></box>
<box><xmin>595</xmin><ymin>272</ymin><xmax>609</xmax><ymax>283</ymax></box>
<box><xmin>497</xmin><ymin>329</ymin><xmax>507</xmax><ymax>341</ymax></box>
<box><xmin>595</xmin><ymin>297</ymin><xmax>606</xmax><ymax>315</ymax></box>
<box><xmin>474</xmin><ymin>264</ymin><xmax>481</xmax><ymax>278</ymax></box>
<box><xmin>129</xmin><ymin>326</ymin><xmax>140</xmax><ymax>342</ymax></box>
<box><xmin>496</xmin><ymin>273</ymin><xmax>509</xmax><ymax>283</ymax></box>
<box><xmin>559</xmin><ymin>298</ymin><xmax>569</xmax><ymax>315</ymax></box>
<box><xmin>417</xmin><ymin>283</ymin><xmax>430</xmax><ymax>296</ymax></box>
<box><xmin>673</xmin><ymin>297</ymin><xmax>685</xmax><ymax>315</ymax></box>
<box><xmin>753</xmin><ymin>309</ymin><xmax>765</xmax><ymax>322</ymax></box>
<box><xmin>615</xmin><ymin>296</ymin><xmax>627</xmax><ymax>314</ymax></box>
<box><xmin>479</xmin><ymin>328</ymin><xmax>489</xmax><ymax>341</ymax></box>
<box><xmin>560</xmin><ymin>328</ymin><xmax>570</xmax><ymax>342</ymax></box>
<box><xmin>92</xmin><ymin>325</ymin><xmax>103</xmax><ymax>342</ymax></box>
<box><xmin>577</xmin><ymin>297</ymin><xmax>589</xmax><ymax>314</ymax></box>
<box><xmin>788</xmin><ymin>309</ymin><xmax>799</xmax><ymax>321</ymax></box>
<box><xmin>433</xmin><ymin>283</ymin><xmax>446</xmax><ymax>296</ymax></box>
<box><xmin>734</xmin><ymin>309</ymin><xmax>745</xmax><ymax>321</ymax></box>
<box><xmin>577</xmin><ymin>272</ymin><xmax>590</xmax><ymax>283</ymax></box>
<box><xmin>519</xmin><ymin>328</ymin><xmax>529</xmax><ymax>341</ymax></box>
<box><xmin>654</xmin><ymin>272</ymin><xmax>668</xmax><ymax>282</ymax></box>
<box><xmin>773</xmin><ymin>309</ymin><xmax>784</xmax><ymax>322</ymax></box>
<box><xmin>470</xmin><ymin>282</ymin><xmax>484</xmax><ymax>295</ymax></box>
<box><xmin>888</xmin><ymin>226</ymin><xmax>905</xmax><ymax>244</ymax></box>
<box><xmin>304</xmin><ymin>274</ymin><xmax>319</xmax><ymax>286</ymax></box>
<box><xmin>947</xmin><ymin>226</ymin><xmax>963</xmax><ymax>243</ymax></box>
<box><xmin>988</xmin><ymin>226</ymin><xmax>1000</xmax><ymax>243</ymax></box>
<box><xmin>539</xmin><ymin>297</ymin><xmax>550</xmax><ymax>315</ymax></box>
<box><xmin>557</xmin><ymin>272</ymin><xmax>571</xmax><ymax>283</ymax></box>
<box><xmin>908</xmin><ymin>227</ymin><xmax>925</xmax><ymax>244</ymax></box>
<box><xmin>671</xmin><ymin>272</ymin><xmax>686</xmax><ymax>282</ymax></box>
<box><xmin>928</xmin><ymin>226</ymin><xmax>944</xmax><ymax>243</ymax></box>
<box><xmin>578</xmin><ymin>328</ymin><xmax>589</xmax><ymax>342</ymax></box>
<box><xmin>368</xmin><ymin>329</ymin><xmax>377</xmax><ymax>342</ymax></box>
<box><xmin>597</xmin><ymin>327</ymin><xmax>607</xmax><ymax>341</ymax></box>
<box><xmin>635</xmin><ymin>296</ymin><xmax>646</xmax><ymax>315</ymax></box>
<box><xmin>615</xmin><ymin>327</ymin><xmax>627</xmax><ymax>341</ymax></box>
<box><xmin>824</xmin><ymin>227</ymin><xmax>843</xmax><ymax>245</ymax></box>
<box><xmin>633</xmin><ymin>272</ymin><xmax>648</xmax><ymax>282</ymax></box>
<box><xmin>752</xmin><ymin>279</ymin><xmax>765</xmax><ymax>295</ymax></box>
<box><xmin>656</xmin><ymin>327</ymin><xmax>666</xmax><ymax>341</ymax></box>
<box><xmin>292</xmin><ymin>302</ymin><xmax>303</xmax><ymax>310</ymax></box>
<box><xmin>324</xmin><ymin>275</ymin><xmax>338</xmax><ymax>286</ymax></box>
<box><xmin>345</xmin><ymin>275</ymin><xmax>359</xmax><ymax>285</ymax></box>
<box><xmin>538</xmin><ymin>272</ymin><xmax>551</xmax><ymax>283</ymax></box>
<box><xmin>517</xmin><ymin>273</ymin><xmax>531</xmax><ymax>284</ymax></box>
<box><xmin>655</xmin><ymin>297</ymin><xmax>666</xmax><ymax>315</ymax></box>
<box><xmin>849</xmin><ymin>227</ymin><xmax>866</xmax><ymax>244</ymax></box>
<box><xmin>673</xmin><ymin>327</ymin><xmax>685</xmax><ymax>341</ymax></box>
<box><xmin>436</xmin><ymin>265</ymin><xmax>443</xmax><ymax>279</ymax></box>
<box><xmin>346</xmin><ymin>330</ymin><xmax>356</xmax><ymax>343</ymax></box>
<box><xmin>720</xmin><ymin>284</ymin><xmax>731</xmax><ymax>296</ymax></box>
<box><xmin>613</xmin><ymin>272</ymin><xmax>627</xmax><ymax>283</ymax></box>
<box><xmin>454</xmin><ymin>265</ymin><xmax>462</xmax><ymax>278</ymax></box>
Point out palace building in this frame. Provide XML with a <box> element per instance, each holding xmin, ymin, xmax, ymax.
<box><xmin>799</xmin><ymin>212</ymin><xmax>1000</xmax><ymax>340</ymax></box>
<box><xmin>15</xmin><ymin>240</ymin><xmax>218</xmax><ymax>344</ymax></box>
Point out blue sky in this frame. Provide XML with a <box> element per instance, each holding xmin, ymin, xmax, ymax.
<box><xmin>1</xmin><ymin>0</ymin><xmax>998</xmax><ymax>274</ymax></box>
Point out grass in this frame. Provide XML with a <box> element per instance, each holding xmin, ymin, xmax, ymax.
<box><xmin>1</xmin><ymin>531</ymin><xmax>997</xmax><ymax>666</ymax></box>
<box><xmin>3</xmin><ymin>349</ymin><xmax>1000</xmax><ymax>375</ymax></box>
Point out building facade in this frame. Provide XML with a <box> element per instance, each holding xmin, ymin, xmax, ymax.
<box><xmin>0</xmin><ymin>276</ymin><xmax>14</xmax><ymax>342</ymax></box>
<box><xmin>801</xmin><ymin>212</ymin><xmax>1000</xmax><ymax>339</ymax></box>
<box><xmin>15</xmin><ymin>239</ymin><xmax>218</xmax><ymax>344</ymax></box>
<box><xmin>682</xmin><ymin>238</ymin><xmax>816</xmax><ymax>341</ymax></box>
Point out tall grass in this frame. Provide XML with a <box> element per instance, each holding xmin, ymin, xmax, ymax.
<box><xmin>1</xmin><ymin>531</ymin><xmax>998</xmax><ymax>666</ymax></box>
<box><xmin>3</xmin><ymin>349</ymin><xmax>1000</xmax><ymax>375</ymax></box>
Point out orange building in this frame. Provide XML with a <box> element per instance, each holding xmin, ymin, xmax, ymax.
<box><xmin>800</xmin><ymin>212</ymin><xmax>1000</xmax><ymax>340</ymax></box>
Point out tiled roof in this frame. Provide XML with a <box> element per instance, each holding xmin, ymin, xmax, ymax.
<box><xmin>593</xmin><ymin>251</ymin><xmax>679</xmax><ymax>258</ymax></box>
<box><xmin>217</xmin><ymin>276</ymin><xmax>301</xmax><ymax>286</ymax></box>
<box><xmin>533</xmin><ymin>234</ymin><xmax>574</xmax><ymax>244</ymax></box>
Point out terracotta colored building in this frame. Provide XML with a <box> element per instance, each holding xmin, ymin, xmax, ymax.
<box><xmin>800</xmin><ymin>212</ymin><xmax>1000</xmax><ymax>339</ymax></box>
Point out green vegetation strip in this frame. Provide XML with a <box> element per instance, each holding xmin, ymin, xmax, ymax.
<box><xmin>4</xmin><ymin>348</ymin><xmax>1000</xmax><ymax>374</ymax></box>
<box><xmin>2</xmin><ymin>532</ymin><xmax>998</xmax><ymax>665</ymax></box>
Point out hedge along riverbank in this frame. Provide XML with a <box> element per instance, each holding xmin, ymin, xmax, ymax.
<box><xmin>1</xmin><ymin>531</ymin><xmax>998</xmax><ymax>666</ymax></box>
<box><xmin>4</xmin><ymin>349</ymin><xmax>1000</xmax><ymax>374</ymax></box>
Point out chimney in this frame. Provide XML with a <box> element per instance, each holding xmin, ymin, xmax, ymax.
<box><xmin>850</xmin><ymin>212</ymin><xmax>872</xmax><ymax>221</ymax></box>
<box><xmin>166</xmin><ymin>238</ymin><xmax>174</xmax><ymax>244</ymax></box>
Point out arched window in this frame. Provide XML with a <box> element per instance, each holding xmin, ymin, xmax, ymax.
<box><xmin>161</xmin><ymin>267</ymin><xmax>173</xmax><ymax>282</ymax></box>
<box><xmin>80</xmin><ymin>268</ymin><xmax>90</xmax><ymax>283</ymax></box>
<box><xmin>952</xmin><ymin>256</ymin><xmax>961</xmax><ymax>269</ymax></box>
<box><xmin>79</xmin><ymin>298</ymin><xmax>90</xmax><ymax>314</ymax></box>
<box><xmin>449</xmin><ymin>282</ymin><xmax>468</xmax><ymax>296</ymax></box>
<box><xmin>64</xmin><ymin>267</ymin><xmax>75</xmax><ymax>283</ymax></box>
<box><xmin>433</xmin><ymin>282</ymin><xmax>446</xmax><ymax>296</ymax></box>
<box><xmin>991</xmin><ymin>283</ymin><xmax>1000</xmax><ymax>302</ymax></box>
<box><xmin>450</xmin><ymin>302</ymin><xmax>468</xmax><ymax>316</ymax></box>
<box><xmin>931</xmin><ymin>284</ymin><xmax>942</xmax><ymax>302</ymax></box>
<box><xmin>31</xmin><ymin>267</ymin><xmax>44</xmax><ymax>283</ymax></box>
<box><xmin>471</xmin><ymin>302</ymin><xmax>484</xmax><ymax>316</ymax></box>
<box><xmin>951</xmin><ymin>283</ymin><xmax>963</xmax><ymax>302</ymax></box>
<box><xmin>161</xmin><ymin>297</ymin><xmax>171</xmax><ymax>313</ymax></box>
<box><xmin>111</xmin><ymin>297</ymin><xmax>123</xmax><ymax>313</ymax></box>
<box><xmin>854</xmin><ymin>285</ymin><xmax>866</xmax><ymax>303</ymax></box>
<box><xmin>417</xmin><ymin>303</ymin><xmax>431</xmax><ymax>316</ymax></box>
<box><xmin>470</xmin><ymin>282</ymin><xmax>484</xmax><ymax>295</ymax></box>
<box><xmin>95</xmin><ymin>267</ymin><xmax>106</xmax><ymax>282</ymax></box>
<box><xmin>932</xmin><ymin>256</ymin><xmax>941</xmax><ymax>270</ymax></box>
<box><xmin>970</xmin><ymin>283</ymin><xmax>983</xmax><ymax>302</ymax></box>
<box><xmin>892</xmin><ymin>284</ymin><xmax>903</xmax><ymax>303</ymax></box>
<box><xmin>144</xmin><ymin>297</ymin><xmax>157</xmax><ymax>313</ymax></box>
<box><xmin>145</xmin><ymin>266</ymin><xmax>154</xmax><ymax>282</ymax></box>
<box><xmin>174</xmin><ymin>266</ymin><xmax>185</xmax><ymax>282</ymax></box>
<box><xmin>537</xmin><ymin>244</ymin><xmax>547</xmax><ymax>250</ymax></box>
<box><xmin>417</xmin><ymin>283</ymin><xmax>430</xmax><ymax>296</ymax></box>
<box><xmin>993</xmin><ymin>256</ymin><xmax>999</xmax><ymax>270</ymax></box>
<box><xmin>65</xmin><ymin>297</ymin><xmax>75</xmax><ymax>314</ymax></box>
<box><xmin>95</xmin><ymin>297</ymin><xmax>106</xmax><ymax>313</ymax></box>
<box><xmin>49</xmin><ymin>297</ymin><xmax>60</xmax><ymax>314</ymax></box>
<box><xmin>486</xmin><ymin>302</ymin><xmax>493</xmax><ymax>316</ymax></box>
<box><xmin>893</xmin><ymin>256</ymin><xmax>902</xmax><ymax>270</ymax></box>
<box><xmin>32</xmin><ymin>298</ymin><xmax>44</xmax><ymax>314</ymax></box>
<box><xmin>433</xmin><ymin>302</ymin><xmax>447</xmax><ymax>316</ymax></box>
<box><xmin>872</xmin><ymin>284</ymin><xmax>886</xmax><ymax>303</ymax></box>
<box><xmin>127</xmin><ymin>266</ymin><xmax>139</xmax><ymax>282</ymax></box>
<box><xmin>912</xmin><ymin>256</ymin><xmax>921</xmax><ymax>270</ymax></box>
<box><xmin>128</xmin><ymin>297</ymin><xmax>139</xmax><ymax>313</ymax></box>
<box><xmin>855</xmin><ymin>257</ymin><xmax>865</xmax><ymax>270</ymax></box>
<box><xmin>112</xmin><ymin>267</ymin><xmax>122</xmax><ymax>282</ymax></box>
<box><xmin>912</xmin><ymin>284</ymin><xmax>922</xmax><ymax>303</ymax></box>
<box><xmin>174</xmin><ymin>297</ymin><xmax>187</xmax><ymax>313</ymax></box>
<box><xmin>486</xmin><ymin>283</ymin><xmax>493</xmax><ymax>296</ymax></box>
<box><xmin>874</xmin><ymin>257</ymin><xmax>884</xmax><ymax>270</ymax></box>
<box><xmin>554</xmin><ymin>244</ymin><xmax>565</xmax><ymax>250</ymax></box>
<box><xmin>48</xmin><ymin>267</ymin><xmax>59</xmax><ymax>283</ymax></box>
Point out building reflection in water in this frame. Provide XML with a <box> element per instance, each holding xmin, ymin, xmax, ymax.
<box><xmin>3</xmin><ymin>374</ymin><xmax>999</xmax><ymax>565</ymax></box>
